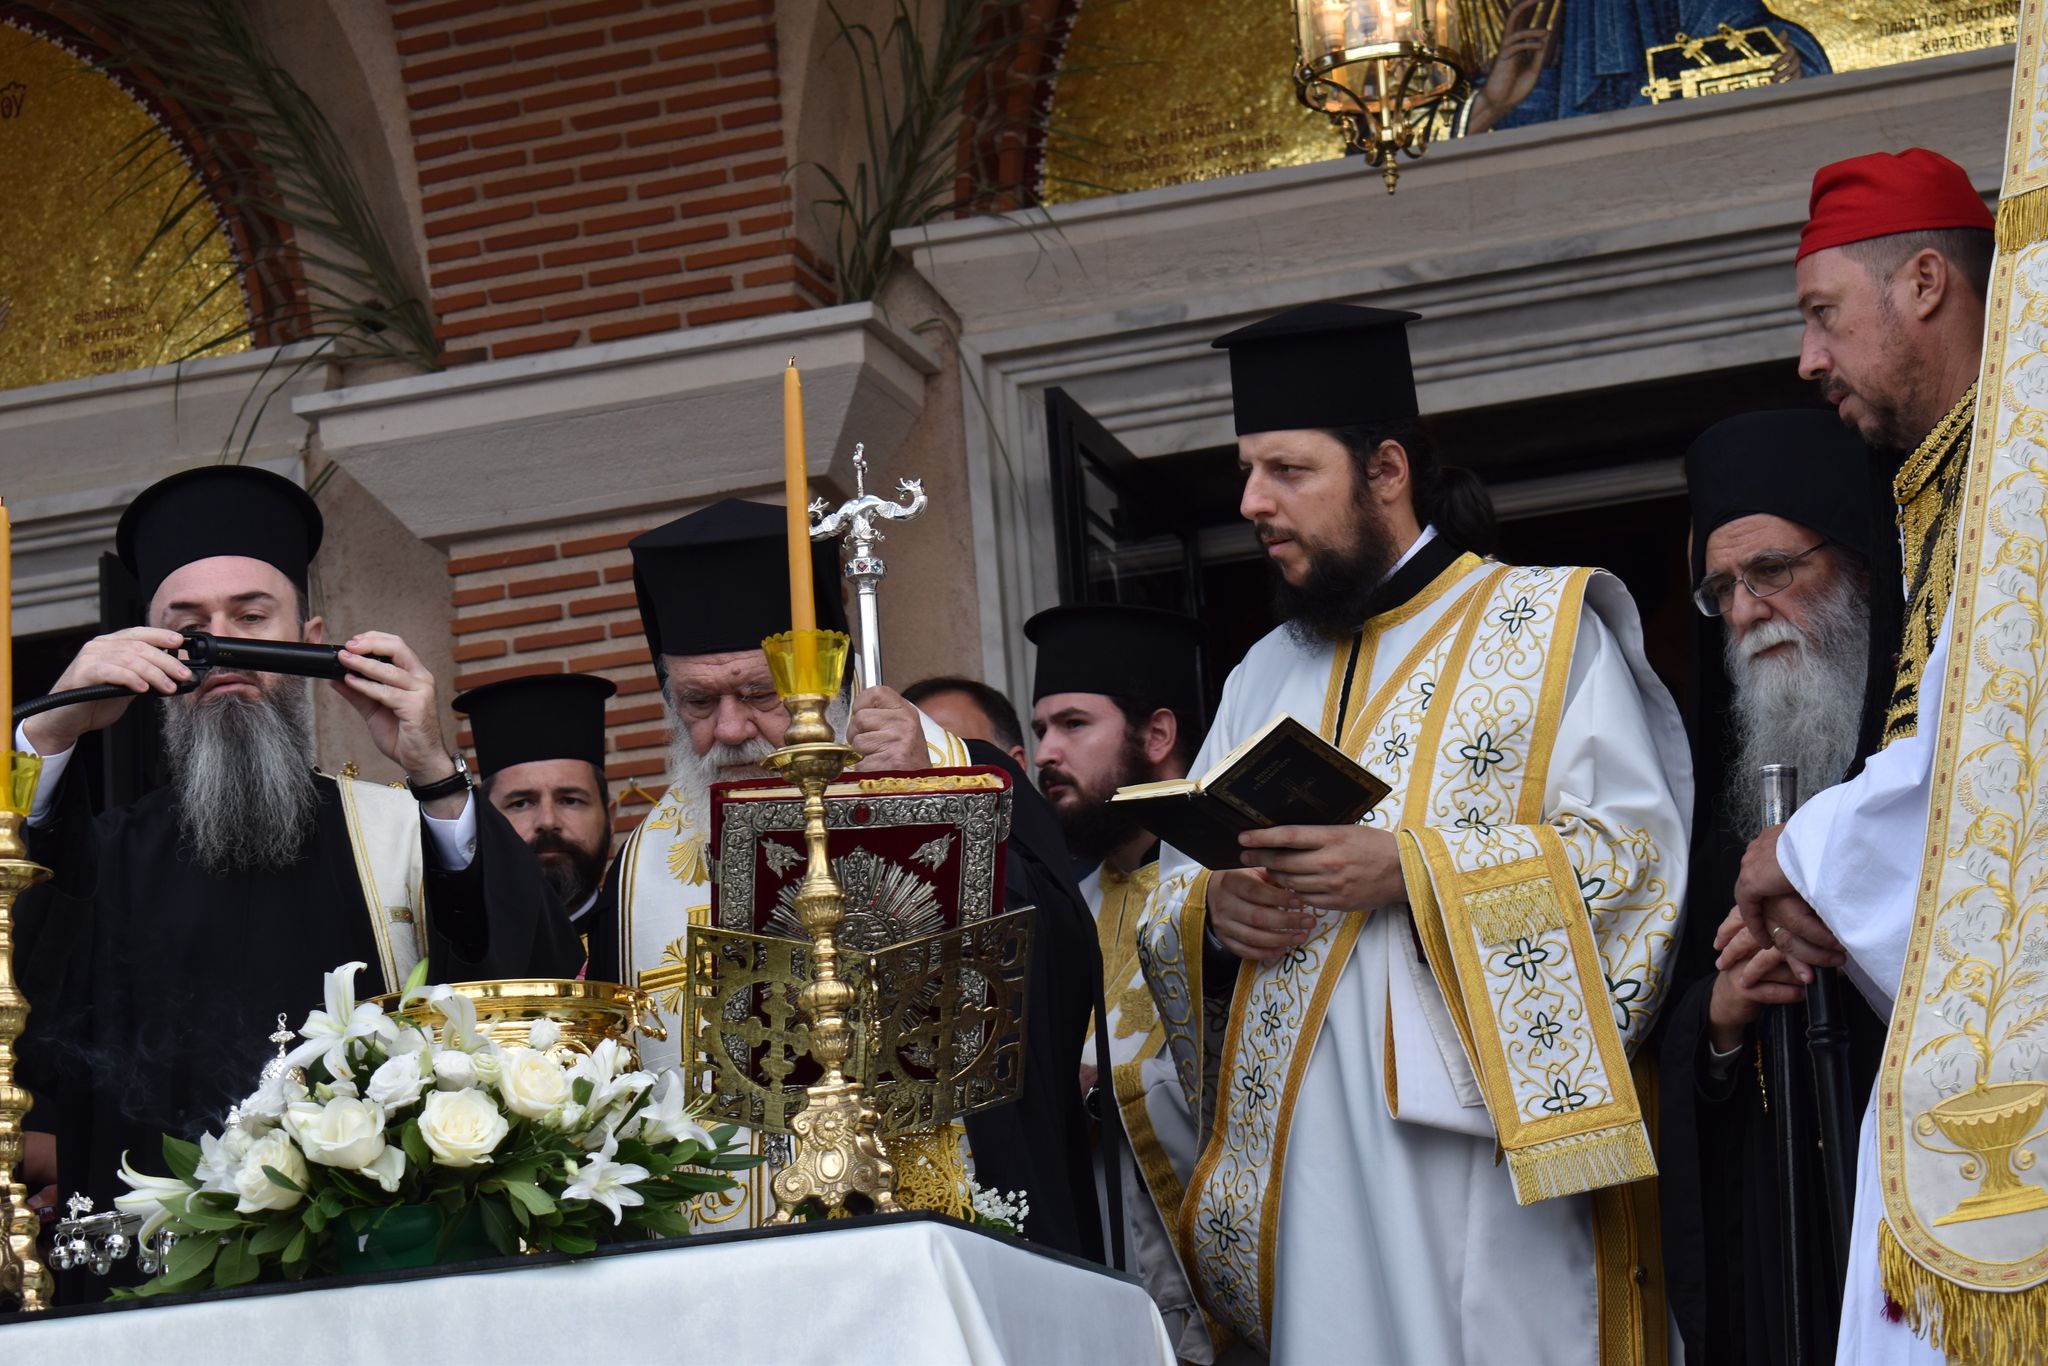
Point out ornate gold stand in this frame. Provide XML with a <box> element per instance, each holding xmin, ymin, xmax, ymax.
<box><xmin>758</xmin><ymin>631</ymin><xmax>901</xmax><ymax>1220</ymax></box>
<box><xmin>0</xmin><ymin>791</ymin><xmax>52</xmax><ymax>1313</ymax></box>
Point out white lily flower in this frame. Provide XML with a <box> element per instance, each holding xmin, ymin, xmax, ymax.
<box><xmin>628</xmin><ymin>1071</ymin><xmax>715</xmax><ymax>1150</ymax></box>
<box><xmin>561</xmin><ymin>1140</ymin><xmax>650</xmax><ymax>1225</ymax></box>
<box><xmin>115</xmin><ymin>1151</ymin><xmax>192</xmax><ymax>1240</ymax></box>
<box><xmin>287</xmin><ymin>962</ymin><xmax>396</xmax><ymax>1080</ymax></box>
<box><xmin>426</xmin><ymin>984</ymin><xmax>487</xmax><ymax>1054</ymax></box>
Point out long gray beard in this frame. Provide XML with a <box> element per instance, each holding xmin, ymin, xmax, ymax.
<box><xmin>661</xmin><ymin>689</ymin><xmax>852</xmax><ymax>814</ymax></box>
<box><xmin>161</xmin><ymin>683</ymin><xmax>319</xmax><ymax>874</ymax></box>
<box><xmin>1724</xmin><ymin>576</ymin><xmax>1871</xmax><ymax>839</ymax></box>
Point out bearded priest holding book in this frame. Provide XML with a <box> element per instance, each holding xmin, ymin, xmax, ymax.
<box><xmin>1137</xmin><ymin>303</ymin><xmax>1691</xmax><ymax>1363</ymax></box>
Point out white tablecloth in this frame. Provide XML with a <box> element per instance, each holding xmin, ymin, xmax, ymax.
<box><xmin>4</xmin><ymin>1215</ymin><xmax>1175</xmax><ymax>1365</ymax></box>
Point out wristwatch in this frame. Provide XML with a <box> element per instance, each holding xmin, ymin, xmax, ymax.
<box><xmin>406</xmin><ymin>751</ymin><xmax>472</xmax><ymax>803</ymax></box>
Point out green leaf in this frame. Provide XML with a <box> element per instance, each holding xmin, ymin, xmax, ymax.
<box><xmin>301</xmin><ymin>1202</ymin><xmax>328</xmax><ymax>1234</ymax></box>
<box><xmin>401</xmin><ymin>1119</ymin><xmax>430</xmax><ymax>1170</ymax></box>
<box><xmin>503</xmin><ymin>1180</ymin><xmax>557</xmax><ymax>1216</ymax></box>
<box><xmin>572</xmin><ymin>1076</ymin><xmax>594</xmax><ymax>1106</ymax></box>
<box><xmin>214</xmin><ymin>1233</ymin><xmax>260</xmax><ymax>1288</ymax></box>
<box><xmin>282</xmin><ymin>1226</ymin><xmax>307</xmax><ymax>1266</ymax></box>
<box><xmin>248</xmin><ymin>1217</ymin><xmax>300</xmax><ymax>1256</ymax></box>
<box><xmin>262</xmin><ymin>1163</ymin><xmax>306</xmax><ymax>1195</ymax></box>
<box><xmin>318</xmin><ymin>1188</ymin><xmax>345</xmax><ymax>1219</ymax></box>
<box><xmin>551</xmin><ymin>1229</ymin><xmax>597</xmax><ymax>1255</ymax></box>
<box><xmin>477</xmin><ymin>1197</ymin><xmax>518</xmax><ymax>1256</ymax></box>
<box><xmin>164</xmin><ymin>1231</ymin><xmax>221</xmax><ymax>1283</ymax></box>
<box><xmin>161</xmin><ymin>1135</ymin><xmax>203</xmax><ymax>1183</ymax></box>
<box><xmin>173</xmin><ymin>1201</ymin><xmax>247</xmax><ymax>1232</ymax></box>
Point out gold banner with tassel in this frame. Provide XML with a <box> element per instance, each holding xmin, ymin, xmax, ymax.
<box><xmin>1876</xmin><ymin>12</ymin><xmax>2048</xmax><ymax>1360</ymax></box>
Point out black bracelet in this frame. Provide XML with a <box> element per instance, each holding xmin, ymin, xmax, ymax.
<box><xmin>406</xmin><ymin>753</ymin><xmax>472</xmax><ymax>803</ymax></box>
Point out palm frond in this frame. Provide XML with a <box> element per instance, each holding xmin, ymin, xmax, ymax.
<box><xmin>809</xmin><ymin>0</ymin><xmax>1076</xmax><ymax>301</ymax></box>
<box><xmin>55</xmin><ymin>0</ymin><xmax>439</xmax><ymax>461</ymax></box>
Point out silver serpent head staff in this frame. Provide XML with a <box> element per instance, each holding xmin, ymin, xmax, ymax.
<box><xmin>808</xmin><ymin>442</ymin><xmax>926</xmax><ymax>689</ymax></box>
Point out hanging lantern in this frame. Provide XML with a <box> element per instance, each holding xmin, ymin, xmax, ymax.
<box><xmin>1290</xmin><ymin>0</ymin><xmax>1476</xmax><ymax>192</ymax></box>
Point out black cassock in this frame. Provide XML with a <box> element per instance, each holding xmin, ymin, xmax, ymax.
<box><xmin>956</xmin><ymin>738</ymin><xmax>1108</xmax><ymax>1266</ymax></box>
<box><xmin>15</xmin><ymin>770</ymin><xmax>582</xmax><ymax>1239</ymax></box>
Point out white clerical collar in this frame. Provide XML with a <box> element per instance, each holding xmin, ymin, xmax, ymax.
<box><xmin>1378</xmin><ymin>524</ymin><xmax>1438</xmax><ymax>587</ymax></box>
<box><xmin>568</xmin><ymin>886</ymin><xmax>601</xmax><ymax>924</ymax></box>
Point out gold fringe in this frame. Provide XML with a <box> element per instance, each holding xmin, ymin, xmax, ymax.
<box><xmin>1505</xmin><ymin>1122</ymin><xmax>1657</xmax><ymax>1206</ymax></box>
<box><xmin>1879</xmin><ymin>1222</ymin><xmax>2048</xmax><ymax>1366</ymax></box>
<box><xmin>1467</xmin><ymin>876</ymin><xmax>1568</xmax><ymax>946</ymax></box>
<box><xmin>1998</xmin><ymin>187</ymin><xmax>2048</xmax><ymax>254</ymax></box>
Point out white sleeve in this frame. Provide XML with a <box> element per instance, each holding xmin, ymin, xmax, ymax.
<box><xmin>1776</xmin><ymin>606</ymin><xmax>1951</xmax><ymax>1014</ymax></box>
<box><xmin>13</xmin><ymin>721</ymin><xmax>73</xmax><ymax>828</ymax></box>
<box><xmin>420</xmin><ymin>790</ymin><xmax>479</xmax><ymax>872</ymax></box>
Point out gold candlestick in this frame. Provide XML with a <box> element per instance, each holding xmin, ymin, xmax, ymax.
<box><xmin>757</xmin><ymin>630</ymin><xmax>900</xmax><ymax>1220</ymax></box>
<box><xmin>0</xmin><ymin>787</ymin><xmax>52</xmax><ymax>1312</ymax></box>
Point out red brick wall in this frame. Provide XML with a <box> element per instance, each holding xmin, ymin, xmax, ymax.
<box><xmin>389</xmin><ymin>0</ymin><xmax>837</xmax><ymax>364</ymax></box>
<box><xmin>445</xmin><ymin>517</ymin><xmax>674</xmax><ymax>831</ymax></box>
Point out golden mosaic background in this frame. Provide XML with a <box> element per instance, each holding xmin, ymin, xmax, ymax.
<box><xmin>0</xmin><ymin>23</ymin><xmax>250</xmax><ymax>393</ymax></box>
<box><xmin>1041</xmin><ymin>0</ymin><xmax>2021</xmax><ymax>204</ymax></box>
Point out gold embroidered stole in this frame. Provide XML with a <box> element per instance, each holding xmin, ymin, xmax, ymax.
<box><xmin>1884</xmin><ymin>382</ymin><xmax>1976</xmax><ymax>745</ymax></box>
<box><xmin>617</xmin><ymin>787</ymin><xmax>772</xmax><ymax>1228</ymax></box>
<box><xmin>1876</xmin><ymin>29</ymin><xmax>2048</xmax><ymax>1358</ymax></box>
<box><xmin>1095</xmin><ymin>862</ymin><xmax>1184</xmax><ymax>1213</ymax></box>
<box><xmin>1174</xmin><ymin>554</ymin><xmax>1501</xmax><ymax>1349</ymax></box>
<box><xmin>332</xmin><ymin>774</ymin><xmax>428</xmax><ymax>992</ymax></box>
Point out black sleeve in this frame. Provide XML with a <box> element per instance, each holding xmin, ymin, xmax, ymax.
<box><xmin>584</xmin><ymin>856</ymin><xmax>625</xmax><ymax>983</ymax></box>
<box><xmin>957</xmin><ymin>739</ymin><xmax>1107</xmax><ymax>1265</ymax></box>
<box><xmin>422</xmin><ymin>794</ymin><xmax>582</xmax><ymax>979</ymax></box>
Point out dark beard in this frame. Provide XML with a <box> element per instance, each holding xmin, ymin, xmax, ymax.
<box><xmin>530</xmin><ymin>828</ymin><xmax>608</xmax><ymax>911</ymax></box>
<box><xmin>1045</xmin><ymin>728</ymin><xmax>1150</xmax><ymax>865</ymax></box>
<box><xmin>1272</xmin><ymin>497</ymin><xmax>1402</xmax><ymax>644</ymax></box>
<box><xmin>160</xmin><ymin>683</ymin><xmax>319</xmax><ymax>874</ymax></box>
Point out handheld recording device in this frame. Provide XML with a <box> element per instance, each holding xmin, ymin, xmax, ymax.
<box><xmin>11</xmin><ymin>632</ymin><xmax>393</xmax><ymax>725</ymax></box>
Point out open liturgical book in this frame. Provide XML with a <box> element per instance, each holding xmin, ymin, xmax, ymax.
<box><xmin>1111</xmin><ymin>713</ymin><xmax>1391</xmax><ymax>869</ymax></box>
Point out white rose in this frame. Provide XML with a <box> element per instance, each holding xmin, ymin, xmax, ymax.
<box><xmin>432</xmin><ymin>1049</ymin><xmax>478</xmax><ymax>1091</ymax></box>
<box><xmin>240</xmin><ymin>1071</ymin><xmax>308</xmax><ymax>1126</ymax></box>
<box><xmin>470</xmin><ymin>1046</ymin><xmax>504</xmax><ymax>1087</ymax></box>
<box><xmin>232</xmin><ymin>1130</ymin><xmax>308</xmax><ymax>1213</ymax></box>
<box><xmin>367</xmin><ymin>1053</ymin><xmax>428</xmax><ymax>1111</ymax></box>
<box><xmin>497</xmin><ymin>1047</ymin><xmax>573</xmax><ymax>1123</ymax></box>
<box><xmin>284</xmin><ymin>1096</ymin><xmax>389</xmax><ymax>1172</ymax></box>
<box><xmin>418</xmin><ymin>1089</ymin><xmax>509</xmax><ymax>1167</ymax></box>
<box><xmin>526</xmin><ymin>1019</ymin><xmax>562</xmax><ymax>1051</ymax></box>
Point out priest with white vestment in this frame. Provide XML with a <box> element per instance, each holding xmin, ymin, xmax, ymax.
<box><xmin>1137</xmin><ymin>303</ymin><xmax>1690</xmax><ymax>1364</ymax></box>
<box><xmin>584</xmin><ymin>498</ymin><xmax>970</xmax><ymax>1231</ymax></box>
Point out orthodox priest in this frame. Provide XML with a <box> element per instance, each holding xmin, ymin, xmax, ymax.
<box><xmin>1137</xmin><ymin>303</ymin><xmax>1690</xmax><ymax>1362</ymax></box>
<box><xmin>1729</xmin><ymin>149</ymin><xmax>1998</xmax><ymax>1364</ymax></box>
<box><xmin>582</xmin><ymin>498</ymin><xmax>1052</xmax><ymax>1238</ymax></box>
<box><xmin>1024</xmin><ymin>603</ymin><xmax>1212</xmax><ymax>1355</ymax></box>
<box><xmin>1659</xmin><ymin>410</ymin><xmax>1896</xmax><ymax>1364</ymax></box>
<box><xmin>457</xmin><ymin>672</ymin><xmax>618</xmax><ymax>931</ymax></box>
<box><xmin>13</xmin><ymin>466</ymin><xmax>581</xmax><ymax>1250</ymax></box>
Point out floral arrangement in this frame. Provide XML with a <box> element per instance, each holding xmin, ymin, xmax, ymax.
<box><xmin>113</xmin><ymin>962</ymin><xmax>752</xmax><ymax>1294</ymax></box>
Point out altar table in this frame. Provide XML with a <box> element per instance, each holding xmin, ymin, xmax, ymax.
<box><xmin>1</xmin><ymin>1212</ymin><xmax>1175</xmax><ymax>1365</ymax></box>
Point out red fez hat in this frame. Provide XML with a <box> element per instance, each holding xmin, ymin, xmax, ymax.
<box><xmin>1798</xmin><ymin>148</ymin><xmax>1992</xmax><ymax>262</ymax></box>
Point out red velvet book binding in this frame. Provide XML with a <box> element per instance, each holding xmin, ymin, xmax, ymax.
<box><xmin>708</xmin><ymin>765</ymin><xmax>1013</xmax><ymax>949</ymax></box>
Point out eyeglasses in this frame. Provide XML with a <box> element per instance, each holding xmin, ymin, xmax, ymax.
<box><xmin>1692</xmin><ymin>541</ymin><xmax>1830</xmax><ymax>618</ymax></box>
<box><xmin>672</xmin><ymin>685</ymin><xmax>783</xmax><ymax>721</ymax></box>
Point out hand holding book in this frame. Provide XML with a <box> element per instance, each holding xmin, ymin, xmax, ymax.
<box><xmin>1109</xmin><ymin>713</ymin><xmax>1392</xmax><ymax>871</ymax></box>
